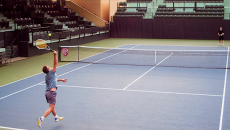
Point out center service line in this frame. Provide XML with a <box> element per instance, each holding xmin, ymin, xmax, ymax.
<box><xmin>123</xmin><ymin>53</ymin><xmax>173</xmax><ymax>90</ymax></box>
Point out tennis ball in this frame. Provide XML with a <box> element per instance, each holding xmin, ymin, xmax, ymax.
<box><xmin>48</xmin><ymin>33</ymin><xmax>51</xmax><ymax>37</ymax></box>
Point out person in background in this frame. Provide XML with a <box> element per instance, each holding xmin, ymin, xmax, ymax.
<box><xmin>218</xmin><ymin>27</ymin><xmax>224</xmax><ymax>46</ymax></box>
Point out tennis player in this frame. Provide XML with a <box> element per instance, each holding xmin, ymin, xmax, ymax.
<box><xmin>218</xmin><ymin>27</ymin><xmax>224</xmax><ymax>46</ymax></box>
<box><xmin>38</xmin><ymin>50</ymin><xmax>67</xmax><ymax>128</ymax></box>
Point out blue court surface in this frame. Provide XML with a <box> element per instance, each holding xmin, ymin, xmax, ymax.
<box><xmin>1</xmin><ymin>45</ymin><xmax>230</xmax><ymax>130</ymax></box>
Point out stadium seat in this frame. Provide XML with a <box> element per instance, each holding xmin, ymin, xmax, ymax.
<box><xmin>1</xmin><ymin>19</ymin><xmax>6</xmax><ymax>28</ymax></box>
<box><xmin>117</xmin><ymin>7</ymin><xmax>126</xmax><ymax>12</ymax></box>
<box><xmin>119</xmin><ymin>2</ymin><xmax>127</xmax><ymax>7</ymax></box>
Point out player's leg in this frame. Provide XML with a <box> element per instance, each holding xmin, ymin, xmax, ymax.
<box><xmin>38</xmin><ymin>104</ymin><xmax>55</xmax><ymax>128</ymax></box>
<box><xmin>38</xmin><ymin>91</ymin><xmax>56</xmax><ymax>128</ymax></box>
<box><xmin>43</xmin><ymin>104</ymin><xmax>55</xmax><ymax>118</ymax></box>
<box><xmin>52</xmin><ymin>107</ymin><xmax>57</xmax><ymax>116</ymax></box>
<box><xmin>221</xmin><ymin>36</ymin><xmax>224</xmax><ymax>46</ymax></box>
<box><xmin>52</xmin><ymin>107</ymin><xmax>64</xmax><ymax>122</ymax></box>
<box><xmin>43</xmin><ymin>91</ymin><xmax>57</xmax><ymax>118</ymax></box>
<box><xmin>219</xmin><ymin>37</ymin><xmax>222</xmax><ymax>46</ymax></box>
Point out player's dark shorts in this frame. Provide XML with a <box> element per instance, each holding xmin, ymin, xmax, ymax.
<box><xmin>45</xmin><ymin>91</ymin><xmax>57</xmax><ymax>104</ymax></box>
<box><xmin>219</xmin><ymin>36</ymin><xmax>224</xmax><ymax>40</ymax></box>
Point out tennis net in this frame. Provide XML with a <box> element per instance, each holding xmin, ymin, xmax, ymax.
<box><xmin>58</xmin><ymin>46</ymin><xmax>229</xmax><ymax>69</ymax></box>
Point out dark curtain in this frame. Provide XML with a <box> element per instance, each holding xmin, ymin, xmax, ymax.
<box><xmin>111</xmin><ymin>18</ymin><xmax>230</xmax><ymax>40</ymax></box>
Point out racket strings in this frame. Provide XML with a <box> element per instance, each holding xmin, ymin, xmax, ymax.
<box><xmin>36</xmin><ymin>39</ymin><xmax>48</xmax><ymax>49</ymax></box>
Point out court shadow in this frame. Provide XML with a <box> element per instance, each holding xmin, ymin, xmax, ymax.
<box><xmin>51</xmin><ymin>125</ymin><xmax>64</xmax><ymax>130</ymax></box>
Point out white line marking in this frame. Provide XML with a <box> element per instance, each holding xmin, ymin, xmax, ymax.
<box><xmin>0</xmin><ymin>126</ymin><xmax>27</xmax><ymax>130</ymax></box>
<box><xmin>75</xmin><ymin>44</ymin><xmax>131</xmax><ymax>62</ymax></box>
<box><xmin>0</xmin><ymin>62</ymin><xmax>73</xmax><ymax>88</ymax></box>
<box><xmin>57</xmin><ymin>45</ymin><xmax>139</xmax><ymax>77</ymax></box>
<box><xmin>39</xmin><ymin>84</ymin><xmax>222</xmax><ymax>97</ymax></box>
<box><xmin>124</xmin><ymin>44</ymin><xmax>229</xmax><ymax>48</ymax></box>
<box><xmin>0</xmin><ymin>45</ymin><xmax>139</xmax><ymax>100</ymax></box>
<box><xmin>0</xmin><ymin>82</ymin><xmax>44</xmax><ymax>100</ymax></box>
<box><xmin>93</xmin><ymin>45</ymin><xmax>139</xmax><ymax>63</ymax></box>
<box><xmin>125</xmin><ymin>89</ymin><xmax>222</xmax><ymax>97</ymax></box>
<box><xmin>219</xmin><ymin>47</ymin><xmax>229</xmax><ymax>130</ymax></box>
<box><xmin>67</xmin><ymin>45</ymin><xmax>229</xmax><ymax>52</ymax></box>
<box><xmin>123</xmin><ymin>53</ymin><xmax>173</xmax><ymax>90</ymax></box>
<box><xmin>0</xmin><ymin>45</ymin><xmax>128</xmax><ymax>88</ymax></box>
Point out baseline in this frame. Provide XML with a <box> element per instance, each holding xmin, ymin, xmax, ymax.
<box><xmin>38</xmin><ymin>84</ymin><xmax>223</xmax><ymax>97</ymax></box>
<box><xmin>0</xmin><ymin>126</ymin><xmax>26</xmax><ymax>130</ymax></box>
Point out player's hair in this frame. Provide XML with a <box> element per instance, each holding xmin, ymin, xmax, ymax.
<box><xmin>42</xmin><ymin>66</ymin><xmax>49</xmax><ymax>74</ymax></box>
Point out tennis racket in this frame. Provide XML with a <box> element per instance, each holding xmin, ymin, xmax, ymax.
<box><xmin>35</xmin><ymin>39</ymin><xmax>53</xmax><ymax>51</ymax></box>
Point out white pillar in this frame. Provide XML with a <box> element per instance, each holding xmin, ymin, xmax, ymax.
<box><xmin>158</xmin><ymin>0</ymin><xmax>164</xmax><ymax>5</ymax></box>
<box><xmin>224</xmin><ymin>0</ymin><xmax>230</xmax><ymax>19</ymax></box>
<box><xmin>153</xmin><ymin>0</ymin><xmax>157</xmax><ymax>8</ymax></box>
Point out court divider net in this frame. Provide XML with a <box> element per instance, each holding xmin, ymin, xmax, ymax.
<box><xmin>58</xmin><ymin>46</ymin><xmax>229</xmax><ymax>69</ymax></box>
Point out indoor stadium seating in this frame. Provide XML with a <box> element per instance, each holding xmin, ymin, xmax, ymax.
<box><xmin>127</xmin><ymin>0</ymin><xmax>152</xmax><ymax>3</ymax></box>
<box><xmin>165</xmin><ymin>0</ymin><xmax>223</xmax><ymax>2</ymax></box>
<box><xmin>154</xmin><ymin>3</ymin><xmax>224</xmax><ymax>19</ymax></box>
<box><xmin>0</xmin><ymin>0</ymin><xmax>110</xmax><ymax>59</ymax></box>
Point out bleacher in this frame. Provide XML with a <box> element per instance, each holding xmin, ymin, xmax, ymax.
<box><xmin>113</xmin><ymin>1</ymin><xmax>150</xmax><ymax>20</ymax></box>
<box><xmin>0</xmin><ymin>0</ymin><xmax>110</xmax><ymax>60</ymax></box>
<box><xmin>154</xmin><ymin>0</ymin><xmax>224</xmax><ymax>19</ymax></box>
<box><xmin>164</xmin><ymin>0</ymin><xmax>223</xmax><ymax>2</ymax></box>
<box><xmin>127</xmin><ymin>0</ymin><xmax>152</xmax><ymax>3</ymax></box>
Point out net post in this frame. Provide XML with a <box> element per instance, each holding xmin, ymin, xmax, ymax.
<box><xmin>155</xmin><ymin>51</ymin><xmax>156</xmax><ymax>66</ymax></box>
<box><xmin>69</xmin><ymin>31</ymin><xmax>71</xmax><ymax>41</ymax></box>
<box><xmin>58</xmin><ymin>46</ymin><xmax>61</xmax><ymax>62</ymax></box>
<box><xmin>78</xmin><ymin>46</ymin><xmax>79</xmax><ymax>62</ymax></box>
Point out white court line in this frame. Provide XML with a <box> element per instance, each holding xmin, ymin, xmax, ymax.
<box><xmin>57</xmin><ymin>45</ymin><xmax>139</xmax><ymax>77</ymax></box>
<box><xmin>0</xmin><ymin>82</ymin><xmax>44</xmax><ymax>100</ymax></box>
<box><xmin>0</xmin><ymin>126</ymin><xmax>26</xmax><ymax>130</ymax></box>
<box><xmin>123</xmin><ymin>53</ymin><xmax>173</xmax><ymax>90</ymax></box>
<box><xmin>219</xmin><ymin>47</ymin><xmax>229</xmax><ymax>130</ymax></box>
<box><xmin>0</xmin><ymin>45</ymin><xmax>128</xmax><ymax>88</ymax></box>
<box><xmin>38</xmin><ymin>84</ymin><xmax>222</xmax><ymax>97</ymax></box>
<box><xmin>78</xmin><ymin>45</ymin><xmax>228</xmax><ymax>52</ymax></box>
<box><xmin>126</xmin><ymin>44</ymin><xmax>230</xmax><ymax>48</ymax></box>
<box><xmin>0</xmin><ymin>45</ymin><xmax>139</xmax><ymax>100</ymax></box>
<box><xmin>0</xmin><ymin>62</ymin><xmax>73</xmax><ymax>88</ymax></box>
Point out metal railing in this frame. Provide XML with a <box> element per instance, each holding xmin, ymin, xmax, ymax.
<box><xmin>31</xmin><ymin>25</ymin><xmax>110</xmax><ymax>44</ymax></box>
<box><xmin>10</xmin><ymin>32</ymin><xmax>21</xmax><ymax>58</ymax></box>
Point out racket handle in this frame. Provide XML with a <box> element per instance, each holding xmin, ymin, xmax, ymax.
<box><xmin>50</xmin><ymin>49</ymin><xmax>54</xmax><ymax>52</ymax></box>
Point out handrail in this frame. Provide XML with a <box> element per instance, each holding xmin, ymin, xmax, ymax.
<box><xmin>0</xmin><ymin>40</ymin><xmax>4</xmax><ymax>48</ymax></box>
<box><xmin>10</xmin><ymin>32</ymin><xmax>21</xmax><ymax>46</ymax></box>
<box><xmin>68</xmin><ymin>0</ymin><xmax>108</xmax><ymax>23</ymax></box>
<box><xmin>11</xmin><ymin>46</ymin><xmax>19</xmax><ymax>58</ymax></box>
<box><xmin>0</xmin><ymin>32</ymin><xmax>10</xmax><ymax>48</ymax></box>
<box><xmin>10</xmin><ymin>32</ymin><xmax>21</xmax><ymax>58</ymax></box>
<box><xmin>66</xmin><ymin>0</ymin><xmax>108</xmax><ymax>27</ymax></box>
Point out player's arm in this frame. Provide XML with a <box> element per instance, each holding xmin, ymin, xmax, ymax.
<box><xmin>218</xmin><ymin>32</ymin><xmax>220</xmax><ymax>36</ymax></box>
<box><xmin>52</xmin><ymin>51</ymin><xmax>57</xmax><ymax>72</ymax></box>
<box><xmin>57</xmin><ymin>79</ymin><xmax>67</xmax><ymax>82</ymax></box>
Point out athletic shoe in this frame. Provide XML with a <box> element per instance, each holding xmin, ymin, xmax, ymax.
<box><xmin>38</xmin><ymin>117</ymin><xmax>43</xmax><ymax>128</ymax></box>
<box><xmin>55</xmin><ymin>116</ymin><xmax>64</xmax><ymax>122</ymax></box>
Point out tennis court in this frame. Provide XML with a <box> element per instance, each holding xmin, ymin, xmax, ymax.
<box><xmin>0</xmin><ymin>44</ymin><xmax>230</xmax><ymax>130</ymax></box>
